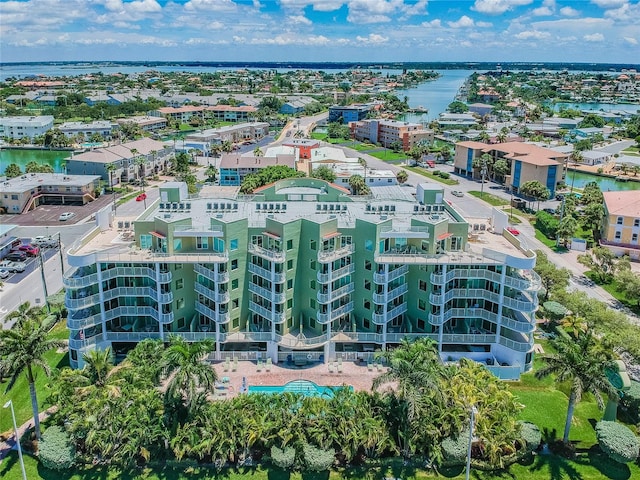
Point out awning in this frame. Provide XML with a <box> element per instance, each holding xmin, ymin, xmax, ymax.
<box><xmin>149</xmin><ymin>231</ymin><xmax>166</xmax><ymax>239</ymax></box>
<box><xmin>322</xmin><ymin>231</ymin><xmax>341</xmax><ymax>240</ymax></box>
<box><xmin>262</xmin><ymin>231</ymin><xmax>281</xmax><ymax>240</ymax></box>
<box><xmin>437</xmin><ymin>232</ymin><xmax>453</xmax><ymax>241</ymax></box>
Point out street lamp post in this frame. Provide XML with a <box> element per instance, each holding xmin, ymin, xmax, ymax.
<box><xmin>3</xmin><ymin>400</ymin><xmax>28</xmax><ymax>480</ymax></box>
<box><xmin>465</xmin><ymin>405</ymin><xmax>478</xmax><ymax>480</ymax></box>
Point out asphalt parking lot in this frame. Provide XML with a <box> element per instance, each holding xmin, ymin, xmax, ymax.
<box><xmin>1</xmin><ymin>246</ymin><xmax>60</xmax><ymax>284</ymax></box>
<box><xmin>1</xmin><ymin>193</ymin><xmax>116</xmax><ymax>227</ymax></box>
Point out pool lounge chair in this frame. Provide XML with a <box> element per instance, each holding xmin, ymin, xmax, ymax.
<box><xmin>266</xmin><ymin>358</ymin><xmax>272</xmax><ymax>371</ymax></box>
<box><xmin>328</xmin><ymin>361</ymin><xmax>335</xmax><ymax>373</ymax></box>
<box><xmin>337</xmin><ymin>357</ymin><xmax>343</xmax><ymax>373</ymax></box>
<box><xmin>232</xmin><ymin>357</ymin><xmax>238</xmax><ymax>372</ymax></box>
<box><xmin>367</xmin><ymin>362</ymin><xmax>373</xmax><ymax>372</ymax></box>
<box><xmin>223</xmin><ymin>357</ymin><xmax>231</xmax><ymax>372</ymax></box>
<box><xmin>256</xmin><ymin>360</ymin><xmax>263</xmax><ymax>372</ymax></box>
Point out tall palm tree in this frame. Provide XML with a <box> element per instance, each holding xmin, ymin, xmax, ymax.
<box><xmin>162</xmin><ymin>336</ymin><xmax>217</xmax><ymax>414</ymax></box>
<box><xmin>0</xmin><ymin>304</ymin><xmax>66</xmax><ymax>440</ymax></box>
<box><xmin>535</xmin><ymin>330</ymin><xmax>616</xmax><ymax>444</ymax></box>
<box><xmin>253</xmin><ymin>146</ymin><xmax>263</xmax><ymax>158</ymax></box>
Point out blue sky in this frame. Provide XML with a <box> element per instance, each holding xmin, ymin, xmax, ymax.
<box><xmin>1</xmin><ymin>0</ymin><xmax>639</xmax><ymax>64</ymax></box>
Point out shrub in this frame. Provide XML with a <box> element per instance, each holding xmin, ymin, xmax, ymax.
<box><xmin>519</xmin><ymin>421</ymin><xmax>542</xmax><ymax>453</ymax></box>
<box><xmin>535</xmin><ymin>211</ymin><xmax>559</xmax><ymax>239</ymax></box>
<box><xmin>441</xmin><ymin>429</ymin><xmax>470</xmax><ymax>465</ymax></box>
<box><xmin>595</xmin><ymin>421</ymin><xmax>640</xmax><ymax>464</ymax></box>
<box><xmin>270</xmin><ymin>445</ymin><xmax>296</xmax><ymax>470</ymax></box>
<box><xmin>302</xmin><ymin>443</ymin><xmax>335</xmax><ymax>472</ymax></box>
<box><xmin>38</xmin><ymin>426</ymin><xmax>76</xmax><ymax>471</ymax></box>
<box><xmin>439</xmin><ymin>171</ymin><xmax>450</xmax><ymax>179</ymax></box>
<box><xmin>620</xmin><ymin>381</ymin><xmax>640</xmax><ymax>423</ymax></box>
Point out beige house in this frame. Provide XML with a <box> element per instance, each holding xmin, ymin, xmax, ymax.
<box><xmin>454</xmin><ymin>141</ymin><xmax>568</xmax><ymax>197</ymax></box>
<box><xmin>601</xmin><ymin>191</ymin><xmax>640</xmax><ymax>261</ymax></box>
<box><xmin>351</xmin><ymin>119</ymin><xmax>433</xmax><ymax>151</ymax></box>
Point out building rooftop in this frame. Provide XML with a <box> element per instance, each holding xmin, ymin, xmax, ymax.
<box><xmin>458</xmin><ymin>141</ymin><xmax>569</xmax><ymax>167</ymax></box>
<box><xmin>219</xmin><ymin>154</ymin><xmax>296</xmax><ymax>169</ymax></box>
<box><xmin>604</xmin><ymin>191</ymin><xmax>640</xmax><ymax>217</ymax></box>
<box><xmin>70</xmin><ymin>138</ymin><xmax>167</xmax><ymax>164</ymax></box>
<box><xmin>0</xmin><ymin>173</ymin><xmax>101</xmax><ymax>193</ymax></box>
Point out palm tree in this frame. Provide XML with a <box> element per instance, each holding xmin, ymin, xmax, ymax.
<box><xmin>535</xmin><ymin>330</ymin><xmax>616</xmax><ymax>444</ymax></box>
<box><xmin>396</xmin><ymin>170</ymin><xmax>409</xmax><ymax>184</ymax></box>
<box><xmin>348</xmin><ymin>174</ymin><xmax>369</xmax><ymax>195</ymax></box>
<box><xmin>162</xmin><ymin>336</ymin><xmax>217</xmax><ymax>414</ymax></box>
<box><xmin>253</xmin><ymin>146</ymin><xmax>263</xmax><ymax>158</ymax></box>
<box><xmin>105</xmin><ymin>162</ymin><xmax>117</xmax><ymax>190</ymax></box>
<box><xmin>0</xmin><ymin>304</ymin><xmax>66</xmax><ymax>440</ymax></box>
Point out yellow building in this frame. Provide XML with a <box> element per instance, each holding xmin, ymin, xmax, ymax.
<box><xmin>601</xmin><ymin>191</ymin><xmax>640</xmax><ymax>260</ymax></box>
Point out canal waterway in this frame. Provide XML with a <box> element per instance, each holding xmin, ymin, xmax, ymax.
<box><xmin>566</xmin><ymin>169</ymin><xmax>640</xmax><ymax>191</ymax></box>
<box><xmin>0</xmin><ymin>148</ymin><xmax>70</xmax><ymax>174</ymax></box>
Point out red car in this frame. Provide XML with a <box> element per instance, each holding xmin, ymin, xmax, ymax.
<box><xmin>15</xmin><ymin>244</ymin><xmax>40</xmax><ymax>256</ymax></box>
<box><xmin>136</xmin><ymin>193</ymin><xmax>147</xmax><ymax>202</ymax></box>
<box><xmin>506</xmin><ymin>227</ymin><xmax>520</xmax><ymax>236</ymax></box>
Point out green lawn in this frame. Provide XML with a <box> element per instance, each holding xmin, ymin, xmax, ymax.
<box><xmin>368</xmin><ymin>150</ymin><xmax>409</xmax><ymax>161</ymax></box>
<box><xmin>467</xmin><ymin>191</ymin><xmax>509</xmax><ymax>207</ymax></box>
<box><xmin>588</xmin><ymin>277</ymin><xmax>640</xmax><ymax>316</ymax></box>
<box><xmin>0</xmin><ymin>321</ymin><xmax>69</xmax><ymax>434</ymax></box>
<box><xmin>404</xmin><ymin>166</ymin><xmax>459</xmax><ymax>186</ymax></box>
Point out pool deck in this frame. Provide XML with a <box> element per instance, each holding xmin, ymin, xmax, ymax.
<box><xmin>211</xmin><ymin>359</ymin><xmax>386</xmax><ymax>398</ymax></box>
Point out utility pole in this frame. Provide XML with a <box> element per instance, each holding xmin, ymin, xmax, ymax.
<box><xmin>57</xmin><ymin>231</ymin><xmax>65</xmax><ymax>276</ymax></box>
<box><xmin>38</xmin><ymin>250</ymin><xmax>50</xmax><ymax>313</ymax></box>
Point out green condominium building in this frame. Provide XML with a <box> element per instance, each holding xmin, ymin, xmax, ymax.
<box><xmin>65</xmin><ymin>179</ymin><xmax>540</xmax><ymax>379</ymax></box>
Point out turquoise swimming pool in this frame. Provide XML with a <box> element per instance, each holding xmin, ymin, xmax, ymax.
<box><xmin>248</xmin><ymin>380</ymin><xmax>350</xmax><ymax>397</ymax></box>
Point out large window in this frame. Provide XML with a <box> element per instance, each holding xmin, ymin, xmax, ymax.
<box><xmin>196</xmin><ymin>236</ymin><xmax>208</xmax><ymax>249</ymax></box>
<box><xmin>140</xmin><ymin>234</ymin><xmax>152</xmax><ymax>250</ymax></box>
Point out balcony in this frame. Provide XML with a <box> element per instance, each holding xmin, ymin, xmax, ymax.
<box><xmin>317</xmin><ymin>283</ymin><xmax>355</xmax><ymax>304</ymax></box>
<box><xmin>102</xmin><ymin>266</ymin><xmax>172</xmax><ymax>284</ymax></box>
<box><xmin>500</xmin><ymin>315</ymin><xmax>536</xmax><ymax>334</ymax></box>
<box><xmin>386</xmin><ymin>332</ymin><xmax>438</xmax><ymax>343</ymax></box>
<box><xmin>275</xmin><ymin>332</ymin><xmax>331</xmax><ymax>348</ymax></box>
<box><xmin>499</xmin><ymin>335</ymin><xmax>534</xmax><ymax>352</ymax></box>
<box><xmin>249</xmin><ymin>301</ymin><xmax>286</xmax><ymax>324</ymax></box>
<box><xmin>195</xmin><ymin>282</ymin><xmax>230</xmax><ymax>304</ymax></box>
<box><xmin>317</xmin><ymin>263</ymin><xmax>355</xmax><ymax>283</ymax></box>
<box><xmin>194</xmin><ymin>263</ymin><xmax>229</xmax><ymax>283</ymax></box>
<box><xmin>429</xmin><ymin>308</ymin><xmax>497</xmax><ymax>326</ymax></box>
<box><xmin>430</xmin><ymin>288</ymin><xmax>500</xmax><ymax>306</ymax></box>
<box><xmin>195</xmin><ymin>302</ymin><xmax>231</xmax><ymax>324</ymax></box>
<box><xmin>379</xmin><ymin>225</ymin><xmax>430</xmax><ymax>239</ymax></box>
<box><xmin>249</xmin><ymin>282</ymin><xmax>286</xmax><ymax>303</ymax></box>
<box><xmin>103</xmin><ymin>306</ymin><xmax>175</xmax><ymax>324</ymax></box>
<box><xmin>317</xmin><ymin>244</ymin><xmax>355</xmax><ymax>263</ymax></box>
<box><xmin>67</xmin><ymin>311</ymin><xmax>102</xmax><ymax>329</ymax></box>
<box><xmin>317</xmin><ymin>302</ymin><xmax>354</xmax><ymax>324</ymax></box>
<box><xmin>248</xmin><ymin>263</ymin><xmax>285</xmax><ymax>283</ymax></box>
<box><xmin>65</xmin><ymin>292</ymin><xmax>101</xmax><ymax>309</ymax></box>
<box><xmin>100</xmin><ymin>286</ymin><xmax>172</xmax><ymax>304</ymax></box>
<box><xmin>431</xmin><ymin>268</ymin><xmax>502</xmax><ymax>285</ymax></box>
<box><xmin>221</xmin><ymin>331</ymin><xmax>272</xmax><ymax>343</ymax></box>
<box><xmin>441</xmin><ymin>333</ymin><xmax>496</xmax><ymax>344</ymax></box>
<box><xmin>502</xmin><ymin>295</ymin><xmax>538</xmax><ymax>313</ymax></box>
<box><xmin>504</xmin><ymin>270</ymin><xmax>541</xmax><ymax>291</ymax></box>
<box><xmin>372</xmin><ymin>283</ymin><xmax>408</xmax><ymax>304</ymax></box>
<box><xmin>373</xmin><ymin>264</ymin><xmax>409</xmax><ymax>284</ymax></box>
<box><xmin>248</xmin><ymin>243</ymin><xmax>285</xmax><ymax>263</ymax></box>
<box><xmin>372</xmin><ymin>303</ymin><xmax>408</xmax><ymax>325</ymax></box>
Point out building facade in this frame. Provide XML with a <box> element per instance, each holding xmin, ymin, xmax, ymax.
<box><xmin>454</xmin><ymin>141</ymin><xmax>568</xmax><ymax>197</ymax></box>
<box><xmin>58</xmin><ymin>121</ymin><xmax>116</xmax><ymax>140</ymax></box>
<box><xmin>0</xmin><ymin>116</ymin><xmax>54</xmax><ymax>140</ymax></box>
<box><xmin>328</xmin><ymin>105</ymin><xmax>371</xmax><ymax>124</ymax></box>
<box><xmin>0</xmin><ymin>173</ymin><xmax>101</xmax><ymax>214</ymax></box>
<box><xmin>64</xmin><ymin>180</ymin><xmax>540</xmax><ymax>379</ymax></box>
<box><xmin>601</xmin><ymin>191</ymin><xmax>640</xmax><ymax>261</ymax></box>
<box><xmin>351</xmin><ymin>119</ymin><xmax>433</xmax><ymax>151</ymax></box>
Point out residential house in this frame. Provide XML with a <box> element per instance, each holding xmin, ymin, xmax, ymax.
<box><xmin>351</xmin><ymin>119</ymin><xmax>433</xmax><ymax>151</ymax></box>
<box><xmin>0</xmin><ymin>116</ymin><xmax>54</xmax><ymax>140</ymax></box>
<box><xmin>601</xmin><ymin>191</ymin><xmax>640</xmax><ymax>261</ymax></box>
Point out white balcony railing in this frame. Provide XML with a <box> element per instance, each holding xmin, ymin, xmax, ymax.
<box><xmin>373</xmin><ymin>264</ymin><xmax>409</xmax><ymax>284</ymax></box>
<box><xmin>317</xmin><ymin>244</ymin><xmax>355</xmax><ymax>263</ymax></box>
<box><xmin>248</xmin><ymin>263</ymin><xmax>285</xmax><ymax>283</ymax></box>
<box><xmin>500</xmin><ymin>316</ymin><xmax>536</xmax><ymax>334</ymax></box>
<box><xmin>317</xmin><ymin>263</ymin><xmax>355</xmax><ymax>283</ymax></box>
<box><xmin>248</xmin><ymin>243</ymin><xmax>285</xmax><ymax>262</ymax></box>
<box><xmin>499</xmin><ymin>335</ymin><xmax>534</xmax><ymax>352</ymax></box>
<box><xmin>373</xmin><ymin>283</ymin><xmax>408</xmax><ymax>304</ymax></box>
<box><xmin>194</xmin><ymin>282</ymin><xmax>230</xmax><ymax>304</ymax></box>
<box><xmin>194</xmin><ymin>302</ymin><xmax>231</xmax><ymax>324</ymax></box>
<box><xmin>372</xmin><ymin>303</ymin><xmax>407</xmax><ymax>325</ymax></box>
<box><xmin>249</xmin><ymin>301</ymin><xmax>286</xmax><ymax>324</ymax></box>
<box><xmin>441</xmin><ymin>333</ymin><xmax>496</xmax><ymax>344</ymax></box>
<box><xmin>248</xmin><ymin>282</ymin><xmax>286</xmax><ymax>303</ymax></box>
<box><xmin>317</xmin><ymin>302</ymin><xmax>354</xmax><ymax>324</ymax></box>
<box><xmin>194</xmin><ymin>263</ymin><xmax>229</xmax><ymax>283</ymax></box>
<box><xmin>317</xmin><ymin>283</ymin><xmax>354</xmax><ymax>304</ymax></box>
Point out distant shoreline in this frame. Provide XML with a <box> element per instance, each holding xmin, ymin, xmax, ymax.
<box><xmin>2</xmin><ymin>60</ymin><xmax>640</xmax><ymax>72</ymax></box>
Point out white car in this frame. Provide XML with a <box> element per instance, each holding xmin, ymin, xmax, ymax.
<box><xmin>0</xmin><ymin>260</ymin><xmax>26</xmax><ymax>273</ymax></box>
<box><xmin>451</xmin><ymin>190</ymin><xmax>464</xmax><ymax>197</ymax></box>
<box><xmin>33</xmin><ymin>236</ymin><xmax>58</xmax><ymax>247</ymax></box>
<box><xmin>59</xmin><ymin>212</ymin><xmax>76</xmax><ymax>221</ymax></box>
<box><xmin>0</xmin><ymin>268</ymin><xmax>9</xmax><ymax>278</ymax></box>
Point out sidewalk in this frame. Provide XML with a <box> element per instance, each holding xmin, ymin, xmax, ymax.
<box><xmin>0</xmin><ymin>406</ymin><xmax>56</xmax><ymax>463</ymax></box>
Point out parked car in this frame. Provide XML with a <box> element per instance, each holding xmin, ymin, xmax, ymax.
<box><xmin>0</xmin><ymin>268</ymin><xmax>9</xmax><ymax>278</ymax></box>
<box><xmin>506</xmin><ymin>227</ymin><xmax>521</xmax><ymax>236</ymax></box>
<box><xmin>16</xmin><ymin>244</ymin><xmax>40</xmax><ymax>256</ymax></box>
<box><xmin>5</xmin><ymin>251</ymin><xmax>27</xmax><ymax>262</ymax></box>
<box><xmin>451</xmin><ymin>190</ymin><xmax>464</xmax><ymax>197</ymax></box>
<box><xmin>542</xmin><ymin>208</ymin><xmax>557</xmax><ymax>215</ymax></box>
<box><xmin>136</xmin><ymin>193</ymin><xmax>147</xmax><ymax>202</ymax></box>
<box><xmin>59</xmin><ymin>212</ymin><xmax>76</xmax><ymax>221</ymax></box>
<box><xmin>33</xmin><ymin>236</ymin><xmax>58</xmax><ymax>247</ymax></box>
<box><xmin>0</xmin><ymin>260</ymin><xmax>26</xmax><ymax>272</ymax></box>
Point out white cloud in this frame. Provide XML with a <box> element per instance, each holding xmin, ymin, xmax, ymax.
<box><xmin>355</xmin><ymin>33</ymin><xmax>388</xmax><ymax>44</ymax></box>
<box><xmin>476</xmin><ymin>21</ymin><xmax>493</xmax><ymax>27</ymax></box>
<box><xmin>591</xmin><ymin>0</ymin><xmax>627</xmax><ymax>8</ymax></box>
<box><xmin>447</xmin><ymin>15</ymin><xmax>475</xmax><ymax>28</ymax></box>
<box><xmin>515</xmin><ymin>30</ymin><xmax>551</xmax><ymax>39</ymax></box>
<box><xmin>624</xmin><ymin>36</ymin><xmax>638</xmax><ymax>45</ymax></box>
<box><xmin>531</xmin><ymin>6</ymin><xmax>553</xmax><ymax>16</ymax></box>
<box><xmin>472</xmin><ymin>0</ymin><xmax>534</xmax><ymax>15</ymax></box>
<box><xmin>421</xmin><ymin>19</ymin><xmax>442</xmax><ymax>28</ymax></box>
<box><xmin>603</xmin><ymin>2</ymin><xmax>640</xmax><ymax>22</ymax></box>
<box><xmin>103</xmin><ymin>0</ymin><xmax>161</xmax><ymax>13</ymax></box>
<box><xmin>288</xmin><ymin>15</ymin><xmax>312</xmax><ymax>25</ymax></box>
<box><xmin>183</xmin><ymin>0</ymin><xmax>237</xmax><ymax>12</ymax></box>
<box><xmin>559</xmin><ymin>6</ymin><xmax>580</xmax><ymax>16</ymax></box>
<box><xmin>279</xmin><ymin>0</ymin><xmax>344</xmax><ymax>12</ymax></box>
<box><xmin>584</xmin><ymin>32</ymin><xmax>605</xmax><ymax>41</ymax></box>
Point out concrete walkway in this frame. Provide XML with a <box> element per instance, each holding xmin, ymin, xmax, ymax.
<box><xmin>0</xmin><ymin>406</ymin><xmax>57</xmax><ymax>463</ymax></box>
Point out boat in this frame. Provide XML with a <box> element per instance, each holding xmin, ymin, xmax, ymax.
<box><xmin>616</xmin><ymin>175</ymin><xmax>630</xmax><ymax>182</ymax></box>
